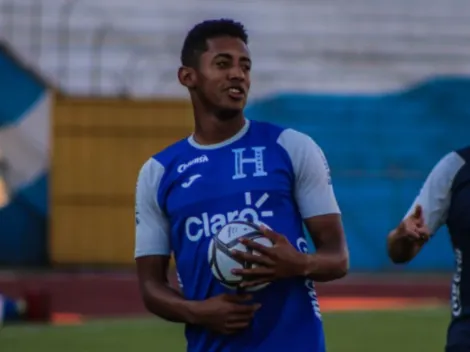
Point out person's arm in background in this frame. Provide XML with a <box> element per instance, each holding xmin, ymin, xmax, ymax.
<box><xmin>387</xmin><ymin>152</ymin><xmax>465</xmax><ymax>263</ymax></box>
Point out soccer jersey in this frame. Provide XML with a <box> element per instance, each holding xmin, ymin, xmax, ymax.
<box><xmin>135</xmin><ymin>119</ymin><xmax>340</xmax><ymax>352</ymax></box>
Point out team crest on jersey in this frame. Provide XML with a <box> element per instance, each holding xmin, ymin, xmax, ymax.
<box><xmin>232</xmin><ymin>146</ymin><xmax>268</xmax><ymax>180</ymax></box>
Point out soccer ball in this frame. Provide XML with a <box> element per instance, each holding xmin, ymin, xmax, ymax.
<box><xmin>207</xmin><ymin>220</ymin><xmax>273</xmax><ymax>292</ymax></box>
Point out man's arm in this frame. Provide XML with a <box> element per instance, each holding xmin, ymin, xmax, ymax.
<box><xmin>279</xmin><ymin>129</ymin><xmax>349</xmax><ymax>282</ymax></box>
<box><xmin>302</xmin><ymin>214</ymin><xmax>348</xmax><ymax>282</ymax></box>
<box><xmin>387</xmin><ymin>151</ymin><xmax>465</xmax><ymax>263</ymax></box>
<box><xmin>387</xmin><ymin>206</ymin><xmax>427</xmax><ymax>264</ymax></box>
<box><xmin>135</xmin><ymin>158</ymin><xmax>196</xmax><ymax>324</ymax></box>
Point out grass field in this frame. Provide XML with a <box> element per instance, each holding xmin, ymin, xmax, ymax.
<box><xmin>1</xmin><ymin>307</ymin><xmax>450</xmax><ymax>352</ymax></box>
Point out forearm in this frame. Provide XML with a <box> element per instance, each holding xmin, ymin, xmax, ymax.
<box><xmin>387</xmin><ymin>230</ymin><xmax>421</xmax><ymax>264</ymax></box>
<box><xmin>140</xmin><ymin>280</ymin><xmax>197</xmax><ymax>324</ymax></box>
<box><xmin>300</xmin><ymin>250</ymin><xmax>349</xmax><ymax>282</ymax></box>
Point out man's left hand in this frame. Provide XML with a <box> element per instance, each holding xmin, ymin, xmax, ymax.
<box><xmin>230</xmin><ymin>226</ymin><xmax>307</xmax><ymax>289</ymax></box>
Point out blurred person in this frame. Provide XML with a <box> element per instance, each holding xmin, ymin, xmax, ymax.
<box><xmin>387</xmin><ymin>146</ymin><xmax>470</xmax><ymax>352</ymax></box>
<box><xmin>134</xmin><ymin>19</ymin><xmax>348</xmax><ymax>352</ymax></box>
<box><xmin>0</xmin><ymin>290</ymin><xmax>51</xmax><ymax>325</ymax></box>
<box><xmin>0</xmin><ymin>294</ymin><xmax>27</xmax><ymax>325</ymax></box>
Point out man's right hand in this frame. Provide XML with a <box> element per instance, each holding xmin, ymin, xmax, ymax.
<box><xmin>394</xmin><ymin>205</ymin><xmax>430</xmax><ymax>243</ymax></box>
<box><xmin>189</xmin><ymin>293</ymin><xmax>261</xmax><ymax>335</ymax></box>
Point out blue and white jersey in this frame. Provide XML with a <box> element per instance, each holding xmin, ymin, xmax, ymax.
<box><xmin>135</xmin><ymin>119</ymin><xmax>340</xmax><ymax>352</ymax></box>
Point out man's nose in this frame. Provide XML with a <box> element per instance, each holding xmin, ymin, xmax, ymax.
<box><xmin>227</xmin><ymin>66</ymin><xmax>245</xmax><ymax>81</ymax></box>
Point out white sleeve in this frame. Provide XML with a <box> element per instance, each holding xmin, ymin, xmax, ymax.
<box><xmin>404</xmin><ymin>151</ymin><xmax>465</xmax><ymax>235</ymax></box>
<box><xmin>134</xmin><ymin>158</ymin><xmax>171</xmax><ymax>258</ymax></box>
<box><xmin>277</xmin><ymin>129</ymin><xmax>340</xmax><ymax>219</ymax></box>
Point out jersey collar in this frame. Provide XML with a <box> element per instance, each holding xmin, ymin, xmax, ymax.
<box><xmin>187</xmin><ymin>119</ymin><xmax>250</xmax><ymax>150</ymax></box>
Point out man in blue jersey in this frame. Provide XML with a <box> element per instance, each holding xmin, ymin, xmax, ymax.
<box><xmin>387</xmin><ymin>146</ymin><xmax>470</xmax><ymax>352</ymax></box>
<box><xmin>135</xmin><ymin>19</ymin><xmax>349</xmax><ymax>352</ymax></box>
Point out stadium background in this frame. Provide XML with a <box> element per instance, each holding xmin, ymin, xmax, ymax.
<box><xmin>0</xmin><ymin>0</ymin><xmax>469</xmax><ymax>351</ymax></box>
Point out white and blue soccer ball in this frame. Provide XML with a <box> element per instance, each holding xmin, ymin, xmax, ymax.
<box><xmin>207</xmin><ymin>220</ymin><xmax>273</xmax><ymax>292</ymax></box>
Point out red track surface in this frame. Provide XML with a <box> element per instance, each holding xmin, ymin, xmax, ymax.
<box><xmin>0</xmin><ymin>270</ymin><xmax>451</xmax><ymax>318</ymax></box>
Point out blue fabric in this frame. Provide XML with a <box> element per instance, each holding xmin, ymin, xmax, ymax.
<box><xmin>1</xmin><ymin>296</ymin><xmax>21</xmax><ymax>321</ymax></box>
<box><xmin>0</xmin><ymin>47</ymin><xmax>44</xmax><ymax>128</ymax></box>
<box><xmin>0</xmin><ymin>194</ymin><xmax>48</xmax><ymax>265</ymax></box>
<box><xmin>0</xmin><ymin>46</ymin><xmax>48</xmax><ymax>265</ymax></box>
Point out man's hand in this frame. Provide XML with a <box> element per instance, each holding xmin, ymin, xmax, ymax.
<box><xmin>230</xmin><ymin>226</ymin><xmax>306</xmax><ymax>289</ymax></box>
<box><xmin>393</xmin><ymin>205</ymin><xmax>431</xmax><ymax>244</ymax></box>
<box><xmin>190</xmin><ymin>293</ymin><xmax>261</xmax><ymax>335</ymax></box>
<box><xmin>387</xmin><ymin>205</ymin><xmax>431</xmax><ymax>264</ymax></box>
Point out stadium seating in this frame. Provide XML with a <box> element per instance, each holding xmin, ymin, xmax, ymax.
<box><xmin>1</xmin><ymin>0</ymin><xmax>470</xmax><ymax>97</ymax></box>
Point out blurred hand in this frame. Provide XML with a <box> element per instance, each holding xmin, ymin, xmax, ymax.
<box><xmin>231</xmin><ymin>226</ymin><xmax>306</xmax><ymax>289</ymax></box>
<box><xmin>394</xmin><ymin>205</ymin><xmax>430</xmax><ymax>244</ymax></box>
<box><xmin>191</xmin><ymin>293</ymin><xmax>260</xmax><ymax>334</ymax></box>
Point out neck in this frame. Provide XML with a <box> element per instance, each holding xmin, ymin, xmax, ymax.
<box><xmin>192</xmin><ymin>106</ymin><xmax>246</xmax><ymax>145</ymax></box>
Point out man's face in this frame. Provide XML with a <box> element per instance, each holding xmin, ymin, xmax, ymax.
<box><xmin>195</xmin><ymin>36</ymin><xmax>251</xmax><ymax>116</ymax></box>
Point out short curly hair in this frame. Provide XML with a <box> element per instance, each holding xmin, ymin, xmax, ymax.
<box><xmin>180</xmin><ymin>19</ymin><xmax>248</xmax><ymax>68</ymax></box>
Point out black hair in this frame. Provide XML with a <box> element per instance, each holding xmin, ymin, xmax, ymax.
<box><xmin>180</xmin><ymin>19</ymin><xmax>248</xmax><ymax>67</ymax></box>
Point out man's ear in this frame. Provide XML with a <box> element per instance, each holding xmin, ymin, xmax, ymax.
<box><xmin>178</xmin><ymin>66</ymin><xmax>196</xmax><ymax>89</ymax></box>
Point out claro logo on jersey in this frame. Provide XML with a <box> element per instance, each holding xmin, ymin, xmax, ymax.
<box><xmin>177</xmin><ymin>155</ymin><xmax>209</xmax><ymax>173</ymax></box>
<box><xmin>185</xmin><ymin>192</ymin><xmax>273</xmax><ymax>242</ymax></box>
<box><xmin>297</xmin><ymin>238</ymin><xmax>322</xmax><ymax>320</ymax></box>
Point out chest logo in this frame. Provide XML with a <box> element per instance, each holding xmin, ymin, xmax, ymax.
<box><xmin>182</xmin><ymin>174</ymin><xmax>202</xmax><ymax>188</ymax></box>
<box><xmin>232</xmin><ymin>147</ymin><xmax>268</xmax><ymax>180</ymax></box>
<box><xmin>184</xmin><ymin>192</ymin><xmax>273</xmax><ymax>242</ymax></box>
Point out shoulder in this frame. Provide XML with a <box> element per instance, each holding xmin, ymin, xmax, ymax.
<box><xmin>276</xmin><ymin>128</ymin><xmax>319</xmax><ymax>150</ymax></box>
<box><xmin>275</xmin><ymin>128</ymin><xmax>325</xmax><ymax>167</ymax></box>
<box><xmin>416</xmin><ymin>150</ymin><xmax>466</xmax><ymax>200</ymax></box>
<box><xmin>429</xmin><ymin>150</ymin><xmax>466</xmax><ymax>182</ymax></box>
<box><xmin>249</xmin><ymin>120</ymin><xmax>321</xmax><ymax>151</ymax></box>
<box><xmin>447</xmin><ymin>147</ymin><xmax>470</xmax><ymax>190</ymax></box>
<box><xmin>455</xmin><ymin>145</ymin><xmax>470</xmax><ymax>162</ymax></box>
<box><xmin>137</xmin><ymin>157</ymin><xmax>165</xmax><ymax>190</ymax></box>
<box><xmin>151</xmin><ymin>138</ymin><xmax>192</xmax><ymax>167</ymax></box>
<box><xmin>137</xmin><ymin>139</ymin><xmax>191</xmax><ymax>187</ymax></box>
<box><xmin>138</xmin><ymin>138</ymin><xmax>193</xmax><ymax>183</ymax></box>
<box><xmin>248</xmin><ymin>120</ymin><xmax>286</xmax><ymax>140</ymax></box>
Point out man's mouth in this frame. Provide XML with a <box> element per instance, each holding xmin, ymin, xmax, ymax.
<box><xmin>226</xmin><ymin>87</ymin><xmax>245</xmax><ymax>100</ymax></box>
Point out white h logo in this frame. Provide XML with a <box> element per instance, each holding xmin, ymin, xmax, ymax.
<box><xmin>232</xmin><ymin>147</ymin><xmax>268</xmax><ymax>180</ymax></box>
